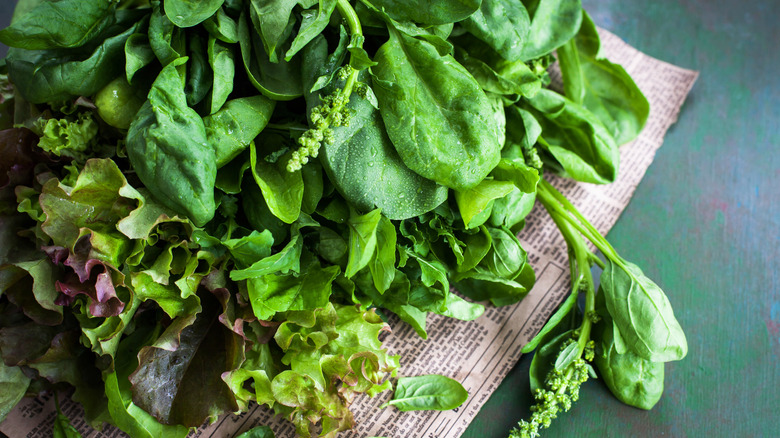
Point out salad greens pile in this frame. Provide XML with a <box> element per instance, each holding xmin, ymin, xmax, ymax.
<box><xmin>0</xmin><ymin>0</ymin><xmax>687</xmax><ymax>437</ymax></box>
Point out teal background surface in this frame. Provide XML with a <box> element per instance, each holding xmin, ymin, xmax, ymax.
<box><xmin>464</xmin><ymin>1</ymin><xmax>780</xmax><ymax>437</ymax></box>
<box><xmin>1</xmin><ymin>1</ymin><xmax>778</xmax><ymax>437</ymax></box>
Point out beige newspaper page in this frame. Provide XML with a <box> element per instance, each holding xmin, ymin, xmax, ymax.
<box><xmin>1</xmin><ymin>29</ymin><xmax>698</xmax><ymax>438</ymax></box>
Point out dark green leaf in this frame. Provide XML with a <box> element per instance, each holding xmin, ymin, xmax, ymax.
<box><xmin>207</xmin><ymin>37</ymin><xmax>236</xmax><ymax>114</ymax></box>
<box><xmin>165</xmin><ymin>0</ymin><xmax>226</xmax><ymax>28</ymax></box>
<box><xmin>519</xmin><ymin>0</ymin><xmax>582</xmax><ymax>60</ymax></box>
<box><xmin>249</xmin><ymin>141</ymin><xmax>304</xmax><ymax>224</ymax></box>
<box><xmin>525</xmin><ymin>88</ymin><xmax>618</xmax><ymax>184</ymax></box>
<box><xmin>239</xmin><ymin>12</ymin><xmax>303</xmax><ymax>100</ymax></box>
<box><xmin>460</xmin><ymin>0</ymin><xmax>530</xmax><ymax>60</ymax></box>
<box><xmin>372</xmin><ymin>26</ymin><xmax>502</xmax><ymax>190</ymax></box>
<box><xmin>126</xmin><ymin>58</ymin><xmax>217</xmax><ymax>226</ymax></box>
<box><xmin>205</xmin><ymin>96</ymin><xmax>275</xmax><ymax>167</ymax></box>
<box><xmin>345</xmin><ymin>208</ymin><xmax>382</xmax><ymax>278</ymax></box>
<box><xmin>6</xmin><ymin>15</ymin><xmax>146</xmax><ymax>104</ymax></box>
<box><xmin>368</xmin><ymin>0</ymin><xmax>481</xmax><ymax>25</ymax></box>
<box><xmin>129</xmin><ymin>300</ymin><xmax>241</xmax><ymax>427</ymax></box>
<box><xmin>0</xmin><ymin>0</ymin><xmax>116</xmax><ymax>50</ymax></box>
<box><xmin>301</xmin><ymin>37</ymin><xmax>448</xmax><ymax>220</ymax></box>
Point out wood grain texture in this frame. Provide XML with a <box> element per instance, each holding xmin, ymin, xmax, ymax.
<box><xmin>465</xmin><ymin>0</ymin><xmax>780</xmax><ymax>437</ymax></box>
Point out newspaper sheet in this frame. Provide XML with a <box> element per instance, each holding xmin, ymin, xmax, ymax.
<box><xmin>1</xmin><ymin>28</ymin><xmax>698</xmax><ymax>438</ymax></box>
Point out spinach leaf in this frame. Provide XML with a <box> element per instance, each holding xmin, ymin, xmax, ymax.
<box><xmin>149</xmin><ymin>5</ymin><xmax>185</xmax><ymax>67</ymax></box>
<box><xmin>488</xmin><ymin>157</ymin><xmax>539</xmax><ymax>229</ymax></box>
<box><xmin>249</xmin><ymin>140</ymin><xmax>304</xmax><ymax>224</ymax></box>
<box><xmin>460</xmin><ymin>0</ymin><xmax>530</xmax><ymax>61</ymax></box>
<box><xmin>0</xmin><ymin>0</ymin><xmax>116</xmax><ymax>50</ymax></box>
<box><xmin>521</xmin><ymin>292</ymin><xmax>577</xmax><ymax>353</ymax></box>
<box><xmin>165</xmin><ymin>0</ymin><xmax>226</xmax><ymax>28</ymax></box>
<box><xmin>286</xmin><ymin>0</ymin><xmax>338</xmax><ymax>61</ymax></box>
<box><xmin>594</xmin><ymin>322</ymin><xmax>665</xmax><ymax>410</ymax></box>
<box><xmin>519</xmin><ymin>0</ymin><xmax>582</xmax><ymax>60</ymax></box>
<box><xmin>372</xmin><ymin>25</ymin><xmax>502</xmax><ymax>190</ymax></box>
<box><xmin>6</xmin><ymin>15</ymin><xmax>146</xmax><ymax>104</ymax></box>
<box><xmin>369</xmin><ymin>215</ymin><xmax>397</xmax><ymax>293</ymax></box>
<box><xmin>302</xmin><ymin>36</ymin><xmax>448</xmax><ymax>220</ymax></box>
<box><xmin>184</xmin><ymin>33</ymin><xmax>212</xmax><ymax>107</ymax></box>
<box><xmin>203</xmin><ymin>7</ymin><xmax>239</xmax><ymax>44</ymax></box>
<box><xmin>366</xmin><ymin>0</ymin><xmax>481</xmax><ymax>25</ymax></box>
<box><xmin>238</xmin><ymin>12</ymin><xmax>303</xmax><ymax>100</ymax></box>
<box><xmin>454</xmin><ymin>45</ymin><xmax>541</xmax><ymax>98</ymax></box>
<box><xmin>248</xmin><ymin>0</ymin><xmax>299</xmax><ymax>63</ymax></box>
<box><xmin>600</xmin><ymin>259</ymin><xmax>688</xmax><ymax>362</ymax></box>
<box><xmin>126</xmin><ymin>58</ymin><xmax>217</xmax><ymax>227</ymax></box>
<box><xmin>207</xmin><ymin>36</ymin><xmax>236</xmax><ymax>114</ymax></box>
<box><xmin>558</xmin><ymin>11</ymin><xmax>649</xmax><ymax>145</ymax></box>
<box><xmin>204</xmin><ymin>96</ymin><xmax>276</xmax><ymax>167</ymax></box>
<box><xmin>382</xmin><ymin>375</ymin><xmax>468</xmax><ymax>411</ymax></box>
<box><xmin>455</xmin><ymin>180</ymin><xmax>516</xmax><ymax>229</ymax></box>
<box><xmin>345</xmin><ymin>208</ymin><xmax>382</xmax><ymax>278</ymax></box>
<box><xmin>125</xmin><ymin>33</ymin><xmax>156</xmax><ymax>84</ymax></box>
<box><xmin>524</xmin><ymin>88</ymin><xmax>619</xmax><ymax>184</ymax></box>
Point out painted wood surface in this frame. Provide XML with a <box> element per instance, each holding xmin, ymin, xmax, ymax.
<box><xmin>465</xmin><ymin>0</ymin><xmax>780</xmax><ymax>437</ymax></box>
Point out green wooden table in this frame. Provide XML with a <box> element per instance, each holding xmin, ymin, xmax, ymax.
<box><xmin>1</xmin><ymin>1</ymin><xmax>778</xmax><ymax>438</ymax></box>
<box><xmin>464</xmin><ymin>1</ymin><xmax>780</xmax><ymax>437</ymax></box>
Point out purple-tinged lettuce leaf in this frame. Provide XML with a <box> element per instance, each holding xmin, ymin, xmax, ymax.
<box><xmin>103</xmin><ymin>311</ymin><xmax>189</xmax><ymax>438</ymax></box>
<box><xmin>55</xmin><ymin>262</ymin><xmax>125</xmax><ymax>318</ymax></box>
<box><xmin>0</xmin><ymin>258</ymin><xmax>63</xmax><ymax>325</ymax></box>
<box><xmin>129</xmin><ymin>293</ymin><xmax>242</xmax><ymax>427</ymax></box>
<box><xmin>75</xmin><ymin>295</ymin><xmax>140</xmax><ymax>359</ymax></box>
<box><xmin>0</xmin><ymin>128</ymin><xmax>38</xmax><ymax>192</ymax></box>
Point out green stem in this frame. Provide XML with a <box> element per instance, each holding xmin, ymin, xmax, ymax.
<box><xmin>537</xmin><ymin>178</ymin><xmax>620</xmax><ymax>262</ymax></box>
<box><xmin>537</xmin><ymin>181</ymin><xmax>596</xmax><ymax>355</ymax></box>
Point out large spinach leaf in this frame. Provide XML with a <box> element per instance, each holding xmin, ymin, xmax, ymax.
<box><xmin>460</xmin><ymin>0</ymin><xmax>530</xmax><ymax>61</ymax></box>
<box><xmin>519</xmin><ymin>0</ymin><xmax>582</xmax><ymax>60</ymax></box>
<box><xmin>126</xmin><ymin>58</ymin><xmax>217</xmax><ymax>227</ymax></box>
<box><xmin>372</xmin><ymin>25</ymin><xmax>502</xmax><ymax>190</ymax></box>
<box><xmin>366</xmin><ymin>0</ymin><xmax>481</xmax><ymax>25</ymax></box>
<box><xmin>0</xmin><ymin>0</ymin><xmax>116</xmax><ymax>50</ymax></box>
<box><xmin>302</xmin><ymin>36</ymin><xmax>448</xmax><ymax>220</ymax></box>
<box><xmin>6</xmin><ymin>14</ymin><xmax>146</xmax><ymax>104</ymax></box>
<box><xmin>165</xmin><ymin>0</ymin><xmax>226</xmax><ymax>28</ymax></box>
<box><xmin>600</xmin><ymin>259</ymin><xmax>688</xmax><ymax>362</ymax></box>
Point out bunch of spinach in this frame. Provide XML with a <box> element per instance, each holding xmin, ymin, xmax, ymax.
<box><xmin>0</xmin><ymin>0</ymin><xmax>686</xmax><ymax>437</ymax></box>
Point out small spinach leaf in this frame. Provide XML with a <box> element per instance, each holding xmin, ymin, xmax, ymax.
<box><xmin>382</xmin><ymin>375</ymin><xmax>468</xmax><ymax>411</ymax></box>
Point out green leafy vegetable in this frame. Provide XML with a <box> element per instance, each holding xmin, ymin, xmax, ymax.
<box><xmin>381</xmin><ymin>375</ymin><xmax>468</xmax><ymax>411</ymax></box>
<box><xmin>0</xmin><ymin>2</ymin><xmax>685</xmax><ymax>437</ymax></box>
